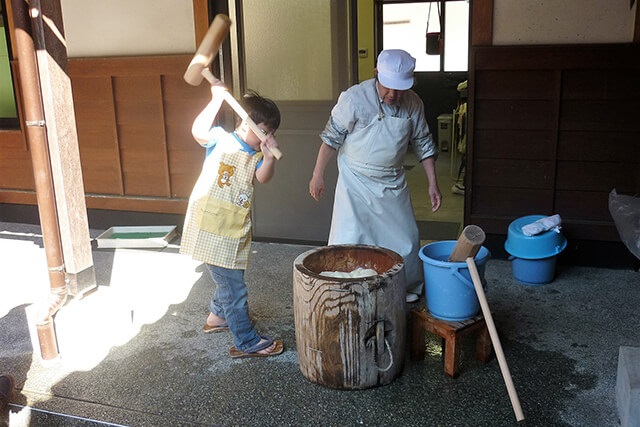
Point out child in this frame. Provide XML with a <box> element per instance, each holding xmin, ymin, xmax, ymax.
<box><xmin>180</xmin><ymin>80</ymin><xmax>283</xmax><ymax>358</ymax></box>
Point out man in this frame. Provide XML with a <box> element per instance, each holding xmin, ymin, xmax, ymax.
<box><xmin>309</xmin><ymin>49</ymin><xmax>442</xmax><ymax>303</ymax></box>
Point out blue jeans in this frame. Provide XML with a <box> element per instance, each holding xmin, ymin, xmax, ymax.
<box><xmin>206</xmin><ymin>264</ymin><xmax>261</xmax><ymax>351</ymax></box>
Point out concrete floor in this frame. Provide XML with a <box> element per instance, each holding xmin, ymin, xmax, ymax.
<box><xmin>1</xmin><ymin>221</ymin><xmax>639</xmax><ymax>426</ymax></box>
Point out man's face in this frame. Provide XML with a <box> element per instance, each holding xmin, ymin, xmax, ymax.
<box><xmin>376</xmin><ymin>80</ymin><xmax>406</xmax><ymax>106</ymax></box>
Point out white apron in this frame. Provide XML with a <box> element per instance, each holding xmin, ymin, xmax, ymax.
<box><xmin>328</xmin><ymin>102</ymin><xmax>423</xmax><ymax>291</ymax></box>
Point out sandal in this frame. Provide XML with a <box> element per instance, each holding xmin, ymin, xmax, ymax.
<box><xmin>229</xmin><ymin>337</ymin><xmax>284</xmax><ymax>359</ymax></box>
<box><xmin>202</xmin><ymin>322</ymin><xmax>229</xmax><ymax>333</ymax></box>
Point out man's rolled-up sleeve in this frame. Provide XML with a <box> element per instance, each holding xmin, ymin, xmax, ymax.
<box><xmin>410</xmin><ymin>98</ymin><xmax>438</xmax><ymax>161</ymax></box>
<box><xmin>320</xmin><ymin>92</ymin><xmax>357</xmax><ymax>150</ymax></box>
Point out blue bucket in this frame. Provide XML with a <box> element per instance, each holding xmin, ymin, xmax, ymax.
<box><xmin>418</xmin><ymin>241</ymin><xmax>491</xmax><ymax>321</ymax></box>
<box><xmin>504</xmin><ymin>215</ymin><xmax>567</xmax><ymax>286</ymax></box>
<box><xmin>510</xmin><ymin>256</ymin><xmax>557</xmax><ymax>286</ymax></box>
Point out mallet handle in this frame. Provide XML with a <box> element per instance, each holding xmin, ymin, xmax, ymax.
<box><xmin>467</xmin><ymin>257</ymin><xmax>525</xmax><ymax>422</ymax></box>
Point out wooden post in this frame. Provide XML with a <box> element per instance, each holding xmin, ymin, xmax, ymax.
<box><xmin>29</xmin><ymin>0</ymin><xmax>95</xmax><ymax>296</ymax></box>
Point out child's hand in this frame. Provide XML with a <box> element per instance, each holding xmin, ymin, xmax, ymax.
<box><xmin>260</xmin><ymin>134</ymin><xmax>279</xmax><ymax>160</ymax></box>
<box><xmin>208</xmin><ymin>77</ymin><xmax>227</xmax><ymax>97</ymax></box>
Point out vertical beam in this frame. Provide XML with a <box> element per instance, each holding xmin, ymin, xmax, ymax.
<box><xmin>471</xmin><ymin>0</ymin><xmax>493</xmax><ymax>47</ymax></box>
<box><xmin>11</xmin><ymin>0</ymin><xmax>66</xmax><ymax>361</ymax></box>
<box><xmin>635</xmin><ymin>0</ymin><xmax>640</xmax><ymax>43</ymax></box>
<box><xmin>192</xmin><ymin>0</ymin><xmax>209</xmax><ymax>45</ymax></box>
<box><xmin>29</xmin><ymin>0</ymin><xmax>95</xmax><ymax>296</ymax></box>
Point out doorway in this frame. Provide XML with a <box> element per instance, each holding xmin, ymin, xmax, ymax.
<box><xmin>230</xmin><ymin>0</ymin><xmax>354</xmax><ymax>243</ymax></box>
<box><xmin>377</xmin><ymin>0</ymin><xmax>468</xmax><ymax>241</ymax></box>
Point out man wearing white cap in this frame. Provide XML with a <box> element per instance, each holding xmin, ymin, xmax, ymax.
<box><xmin>309</xmin><ymin>49</ymin><xmax>442</xmax><ymax>303</ymax></box>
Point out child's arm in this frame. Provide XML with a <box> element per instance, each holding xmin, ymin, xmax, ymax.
<box><xmin>192</xmin><ymin>80</ymin><xmax>227</xmax><ymax>146</ymax></box>
<box><xmin>255</xmin><ymin>134</ymin><xmax>278</xmax><ymax>183</ymax></box>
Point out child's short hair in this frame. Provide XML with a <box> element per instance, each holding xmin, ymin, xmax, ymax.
<box><xmin>241</xmin><ymin>90</ymin><xmax>281</xmax><ymax>131</ymax></box>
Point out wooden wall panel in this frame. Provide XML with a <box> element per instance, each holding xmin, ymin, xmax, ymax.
<box><xmin>71</xmin><ymin>76</ymin><xmax>123</xmax><ymax>195</ymax></box>
<box><xmin>475</xmin><ymin>70</ymin><xmax>556</xmax><ymax>100</ymax></box>
<box><xmin>468</xmin><ymin>45</ymin><xmax>640</xmax><ymax>243</ymax></box>
<box><xmin>555</xmin><ymin>190</ymin><xmax>614</xmax><ymax>222</ymax></box>
<box><xmin>474</xmin><ymin>129</ymin><xmax>555</xmax><ymax>160</ymax></box>
<box><xmin>474</xmin><ymin>158</ymin><xmax>553</xmax><ymax>189</ymax></box>
<box><xmin>561</xmin><ymin>99</ymin><xmax>640</xmax><ymax>132</ymax></box>
<box><xmin>0</xmin><ymin>131</ymin><xmax>34</xmax><ymax>189</ymax></box>
<box><xmin>113</xmin><ymin>76</ymin><xmax>170</xmax><ymax>197</ymax></box>
<box><xmin>562</xmin><ymin>70</ymin><xmax>640</xmax><ymax>100</ymax></box>
<box><xmin>69</xmin><ymin>55</ymin><xmax>199</xmax><ymax>212</ymax></box>
<box><xmin>2</xmin><ymin>53</ymin><xmax>214</xmax><ymax>214</ymax></box>
<box><xmin>558</xmin><ymin>131</ymin><xmax>640</xmax><ymax>163</ymax></box>
<box><xmin>556</xmin><ymin>161</ymin><xmax>636</xmax><ymax>193</ymax></box>
<box><xmin>475</xmin><ymin>99</ymin><xmax>556</xmax><ymax>130</ymax></box>
<box><xmin>65</xmin><ymin>54</ymin><xmax>204</xmax><ymax>215</ymax></box>
<box><xmin>161</xmin><ymin>74</ymin><xmax>209</xmax><ymax>198</ymax></box>
<box><xmin>470</xmin><ymin>187</ymin><xmax>553</xmax><ymax>217</ymax></box>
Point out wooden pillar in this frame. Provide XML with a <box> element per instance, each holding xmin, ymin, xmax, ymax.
<box><xmin>29</xmin><ymin>0</ymin><xmax>95</xmax><ymax>296</ymax></box>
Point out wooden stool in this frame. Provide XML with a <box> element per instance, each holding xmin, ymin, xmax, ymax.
<box><xmin>410</xmin><ymin>306</ymin><xmax>492</xmax><ymax>378</ymax></box>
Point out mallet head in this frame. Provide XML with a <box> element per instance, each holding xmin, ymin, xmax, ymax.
<box><xmin>183</xmin><ymin>14</ymin><xmax>232</xmax><ymax>86</ymax></box>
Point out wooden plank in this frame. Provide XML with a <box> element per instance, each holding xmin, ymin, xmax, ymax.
<box><xmin>0</xmin><ymin>190</ymin><xmax>37</xmax><ymax>205</ymax></box>
<box><xmin>170</xmin><ymin>175</ymin><xmax>199</xmax><ymax>199</ymax></box>
<box><xmin>193</xmin><ymin>0</ymin><xmax>210</xmax><ymax>46</ymax></box>
<box><xmin>471</xmin><ymin>0</ymin><xmax>493</xmax><ymax>47</ymax></box>
<box><xmin>84</xmin><ymin>194</ymin><xmax>188</xmax><ymax>214</ymax></box>
<box><xmin>558</xmin><ymin>131</ymin><xmax>640</xmax><ymax>163</ymax></box>
<box><xmin>560</xmin><ymin>221</ymin><xmax>621</xmax><ymax>242</ymax></box>
<box><xmin>466</xmin><ymin>215</ymin><xmax>513</xmax><ymax>236</ymax></box>
<box><xmin>475</xmin><ymin>99</ymin><xmax>556</xmax><ymax>130</ymax></box>
<box><xmin>470</xmin><ymin>186</ymin><xmax>553</xmax><ymax>217</ymax></box>
<box><xmin>70</xmin><ymin>76</ymin><xmax>124</xmax><ymax>195</ymax></box>
<box><xmin>0</xmin><ymin>148</ymin><xmax>34</xmax><ymax>189</ymax></box>
<box><xmin>474</xmin><ymin>129</ymin><xmax>555</xmax><ymax>160</ymax></box>
<box><xmin>556</xmin><ymin>161</ymin><xmax>636</xmax><ymax>193</ymax></box>
<box><xmin>0</xmin><ymin>129</ymin><xmax>27</xmax><ymax>150</ymax></box>
<box><xmin>635</xmin><ymin>0</ymin><xmax>640</xmax><ymax>43</ymax></box>
<box><xmin>555</xmin><ymin>190</ymin><xmax>614</xmax><ymax>222</ymax></box>
<box><xmin>562</xmin><ymin>69</ymin><xmax>640</xmax><ymax>100</ymax></box>
<box><xmin>475</xmin><ymin>70</ymin><xmax>556</xmax><ymax>100</ymax></box>
<box><xmin>9</xmin><ymin>61</ymin><xmax>28</xmax><ymax>148</ymax></box>
<box><xmin>468</xmin><ymin>214</ymin><xmax>620</xmax><ymax>242</ymax></box>
<box><xmin>560</xmin><ymin>99</ymin><xmax>640</xmax><ymax>132</ymax></box>
<box><xmin>113</xmin><ymin>75</ymin><xmax>171</xmax><ymax>197</ymax></box>
<box><xmin>78</xmin><ymin>146</ymin><xmax>124</xmax><ymax>195</ymax></box>
<box><xmin>474</xmin><ymin>45</ymin><xmax>640</xmax><ymax>71</ymax></box>
<box><xmin>68</xmin><ymin>55</ymin><xmax>191</xmax><ymax>77</ymax></box>
<box><xmin>474</xmin><ymin>158</ymin><xmax>554</xmax><ymax>189</ymax></box>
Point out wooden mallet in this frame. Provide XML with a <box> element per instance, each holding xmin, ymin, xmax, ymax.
<box><xmin>449</xmin><ymin>225</ymin><xmax>525</xmax><ymax>422</ymax></box>
<box><xmin>183</xmin><ymin>14</ymin><xmax>283</xmax><ymax>160</ymax></box>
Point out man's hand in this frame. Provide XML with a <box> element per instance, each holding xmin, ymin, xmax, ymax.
<box><xmin>309</xmin><ymin>175</ymin><xmax>325</xmax><ymax>201</ymax></box>
<box><xmin>429</xmin><ymin>185</ymin><xmax>442</xmax><ymax>212</ymax></box>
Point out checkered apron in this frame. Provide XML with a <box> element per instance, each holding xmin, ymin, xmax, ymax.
<box><xmin>180</xmin><ymin>142</ymin><xmax>262</xmax><ymax>269</ymax></box>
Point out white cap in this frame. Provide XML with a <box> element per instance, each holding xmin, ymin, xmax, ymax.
<box><xmin>376</xmin><ymin>49</ymin><xmax>416</xmax><ymax>90</ymax></box>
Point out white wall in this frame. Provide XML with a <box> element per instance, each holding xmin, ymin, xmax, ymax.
<box><xmin>60</xmin><ymin>0</ymin><xmax>195</xmax><ymax>57</ymax></box>
<box><xmin>493</xmin><ymin>0</ymin><xmax>636</xmax><ymax>45</ymax></box>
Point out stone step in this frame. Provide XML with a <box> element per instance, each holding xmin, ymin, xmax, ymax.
<box><xmin>617</xmin><ymin>346</ymin><xmax>640</xmax><ymax>427</ymax></box>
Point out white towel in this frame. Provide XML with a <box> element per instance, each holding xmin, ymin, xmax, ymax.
<box><xmin>521</xmin><ymin>214</ymin><xmax>562</xmax><ymax>236</ymax></box>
